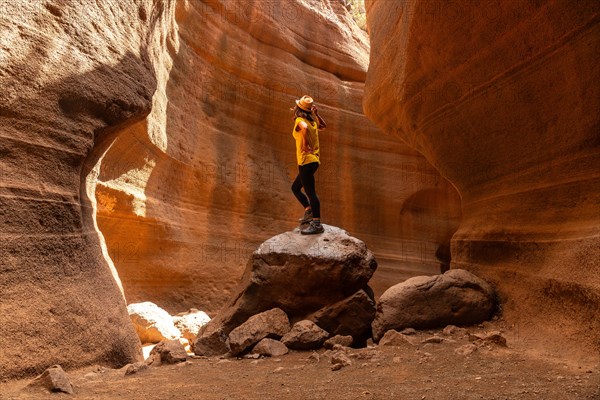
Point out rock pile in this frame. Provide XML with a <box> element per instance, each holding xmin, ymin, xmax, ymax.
<box><xmin>194</xmin><ymin>225</ymin><xmax>378</xmax><ymax>356</ymax></box>
<box><xmin>192</xmin><ymin>226</ymin><xmax>499</xmax><ymax>358</ymax></box>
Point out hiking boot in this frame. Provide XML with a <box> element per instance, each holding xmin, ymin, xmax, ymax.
<box><xmin>301</xmin><ymin>220</ymin><xmax>324</xmax><ymax>235</ymax></box>
<box><xmin>298</xmin><ymin>208</ymin><xmax>313</xmax><ymax>224</ymax></box>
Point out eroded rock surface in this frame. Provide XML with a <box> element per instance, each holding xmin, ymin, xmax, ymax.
<box><xmin>0</xmin><ymin>0</ymin><xmax>179</xmax><ymax>379</ymax></box>
<box><xmin>91</xmin><ymin>0</ymin><xmax>462</xmax><ymax>314</ymax></box>
<box><xmin>364</xmin><ymin>0</ymin><xmax>600</xmax><ymax>354</ymax></box>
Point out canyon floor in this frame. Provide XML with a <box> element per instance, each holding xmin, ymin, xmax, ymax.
<box><xmin>3</xmin><ymin>320</ymin><xmax>598</xmax><ymax>400</ymax></box>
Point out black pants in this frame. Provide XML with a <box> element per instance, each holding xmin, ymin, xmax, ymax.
<box><xmin>291</xmin><ymin>162</ymin><xmax>320</xmax><ymax>219</ymax></box>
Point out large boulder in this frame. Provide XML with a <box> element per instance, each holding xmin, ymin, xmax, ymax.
<box><xmin>307</xmin><ymin>289</ymin><xmax>375</xmax><ymax>344</ymax></box>
<box><xmin>226</xmin><ymin>308</ymin><xmax>291</xmax><ymax>356</ymax></box>
<box><xmin>194</xmin><ymin>225</ymin><xmax>377</xmax><ymax>355</ymax></box>
<box><xmin>372</xmin><ymin>269</ymin><xmax>495</xmax><ymax>341</ymax></box>
<box><xmin>127</xmin><ymin>302</ymin><xmax>181</xmax><ymax>344</ymax></box>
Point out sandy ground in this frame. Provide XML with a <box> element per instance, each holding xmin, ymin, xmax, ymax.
<box><xmin>3</xmin><ymin>320</ymin><xmax>599</xmax><ymax>400</ymax></box>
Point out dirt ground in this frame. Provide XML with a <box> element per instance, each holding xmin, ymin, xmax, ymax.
<box><xmin>3</xmin><ymin>320</ymin><xmax>599</xmax><ymax>400</ymax></box>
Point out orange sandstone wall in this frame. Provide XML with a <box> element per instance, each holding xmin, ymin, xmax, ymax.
<box><xmin>364</xmin><ymin>0</ymin><xmax>600</xmax><ymax>356</ymax></box>
<box><xmin>0</xmin><ymin>0</ymin><xmax>181</xmax><ymax>379</ymax></box>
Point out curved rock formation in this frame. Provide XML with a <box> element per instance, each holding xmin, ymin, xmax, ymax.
<box><xmin>364</xmin><ymin>0</ymin><xmax>600</xmax><ymax>356</ymax></box>
<box><xmin>0</xmin><ymin>0</ymin><xmax>183</xmax><ymax>379</ymax></box>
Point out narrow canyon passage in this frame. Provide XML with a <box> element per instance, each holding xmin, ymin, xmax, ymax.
<box><xmin>91</xmin><ymin>0</ymin><xmax>462</xmax><ymax>315</ymax></box>
<box><xmin>1</xmin><ymin>0</ymin><xmax>598</xmax><ymax>393</ymax></box>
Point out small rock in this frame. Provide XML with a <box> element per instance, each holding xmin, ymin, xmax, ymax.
<box><xmin>332</xmin><ymin>344</ymin><xmax>351</xmax><ymax>352</ymax></box>
<box><xmin>455</xmin><ymin>343</ymin><xmax>477</xmax><ymax>356</ymax></box>
<box><xmin>28</xmin><ymin>365</ymin><xmax>73</xmax><ymax>394</ymax></box>
<box><xmin>481</xmin><ymin>331</ymin><xmax>507</xmax><ymax>347</ymax></box>
<box><xmin>468</xmin><ymin>333</ymin><xmax>485</xmax><ymax>342</ymax></box>
<box><xmin>127</xmin><ymin>302</ymin><xmax>181</xmax><ymax>344</ymax></box>
<box><xmin>227</xmin><ymin>308</ymin><xmax>291</xmax><ymax>355</ymax></box>
<box><xmin>252</xmin><ymin>338</ymin><xmax>289</xmax><ymax>357</ymax></box>
<box><xmin>273</xmin><ymin>367</ymin><xmax>285</xmax><ymax>373</ymax></box>
<box><xmin>324</xmin><ymin>335</ymin><xmax>354</xmax><ymax>349</ymax></box>
<box><xmin>307</xmin><ymin>289</ymin><xmax>375</xmax><ymax>342</ymax></box>
<box><xmin>124</xmin><ymin>362</ymin><xmax>149</xmax><ymax>376</ymax></box>
<box><xmin>307</xmin><ymin>352</ymin><xmax>321</xmax><ymax>363</ymax></box>
<box><xmin>442</xmin><ymin>325</ymin><xmax>467</xmax><ymax>336</ymax></box>
<box><xmin>401</xmin><ymin>328</ymin><xmax>417</xmax><ymax>335</ymax></box>
<box><xmin>176</xmin><ymin>361</ymin><xmax>193</xmax><ymax>367</ymax></box>
<box><xmin>379</xmin><ymin>329</ymin><xmax>416</xmax><ymax>346</ymax></box>
<box><xmin>281</xmin><ymin>320</ymin><xmax>329</xmax><ymax>350</ymax></box>
<box><xmin>331</xmin><ymin>363</ymin><xmax>343</xmax><ymax>371</ymax></box>
<box><xmin>243</xmin><ymin>353</ymin><xmax>261</xmax><ymax>359</ymax></box>
<box><xmin>331</xmin><ymin>351</ymin><xmax>352</xmax><ymax>367</ymax></box>
<box><xmin>147</xmin><ymin>340</ymin><xmax>188</xmax><ymax>366</ymax></box>
<box><xmin>393</xmin><ymin>356</ymin><xmax>402</xmax><ymax>363</ymax></box>
<box><xmin>172</xmin><ymin>309</ymin><xmax>211</xmax><ymax>342</ymax></box>
<box><xmin>422</xmin><ymin>336</ymin><xmax>444</xmax><ymax>344</ymax></box>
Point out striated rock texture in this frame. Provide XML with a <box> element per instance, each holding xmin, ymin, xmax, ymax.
<box><xmin>92</xmin><ymin>0</ymin><xmax>462</xmax><ymax>313</ymax></box>
<box><xmin>364</xmin><ymin>0</ymin><xmax>600</xmax><ymax>355</ymax></box>
<box><xmin>0</xmin><ymin>0</ymin><xmax>182</xmax><ymax>379</ymax></box>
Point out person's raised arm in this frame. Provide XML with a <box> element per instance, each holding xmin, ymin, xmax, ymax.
<box><xmin>313</xmin><ymin>106</ymin><xmax>326</xmax><ymax>130</ymax></box>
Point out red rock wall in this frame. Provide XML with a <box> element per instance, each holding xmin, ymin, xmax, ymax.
<box><xmin>364</xmin><ymin>0</ymin><xmax>600</xmax><ymax>357</ymax></box>
<box><xmin>0</xmin><ymin>0</ymin><xmax>180</xmax><ymax>379</ymax></box>
<box><xmin>94</xmin><ymin>0</ymin><xmax>462</xmax><ymax>313</ymax></box>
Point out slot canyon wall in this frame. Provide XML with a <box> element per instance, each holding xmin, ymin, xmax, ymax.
<box><xmin>364</xmin><ymin>0</ymin><xmax>600</xmax><ymax>357</ymax></box>
<box><xmin>1</xmin><ymin>0</ymin><xmax>459</xmax><ymax>379</ymax></box>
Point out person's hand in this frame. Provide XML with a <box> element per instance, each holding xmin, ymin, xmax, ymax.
<box><xmin>312</xmin><ymin>105</ymin><xmax>318</xmax><ymax>114</ymax></box>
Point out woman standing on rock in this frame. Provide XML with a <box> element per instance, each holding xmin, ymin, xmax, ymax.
<box><xmin>291</xmin><ymin>95</ymin><xmax>327</xmax><ymax>235</ymax></box>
